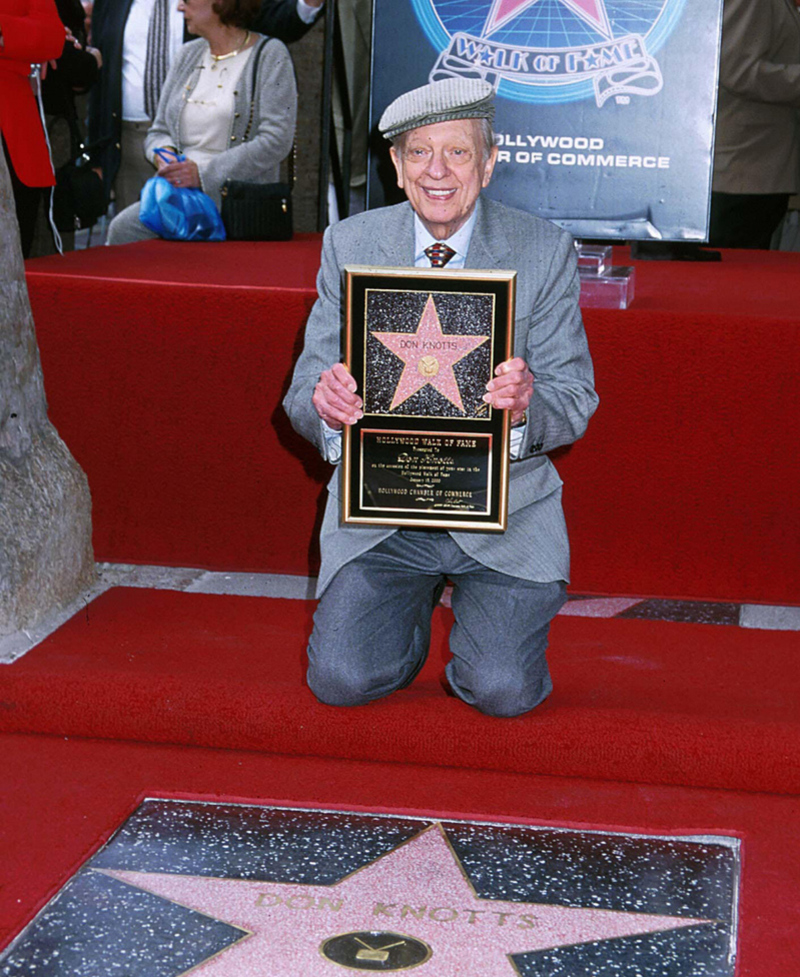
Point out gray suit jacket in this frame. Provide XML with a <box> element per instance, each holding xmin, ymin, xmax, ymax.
<box><xmin>284</xmin><ymin>197</ymin><xmax>598</xmax><ymax>595</ymax></box>
<box><xmin>713</xmin><ymin>0</ymin><xmax>800</xmax><ymax>195</ymax></box>
<box><xmin>144</xmin><ymin>37</ymin><xmax>297</xmax><ymax>208</ymax></box>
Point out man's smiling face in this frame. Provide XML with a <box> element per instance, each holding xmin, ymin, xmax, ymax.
<box><xmin>390</xmin><ymin>118</ymin><xmax>498</xmax><ymax>241</ymax></box>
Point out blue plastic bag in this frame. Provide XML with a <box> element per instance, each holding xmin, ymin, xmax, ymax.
<box><xmin>139</xmin><ymin>149</ymin><xmax>226</xmax><ymax>242</ymax></box>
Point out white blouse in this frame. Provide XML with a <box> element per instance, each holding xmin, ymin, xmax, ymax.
<box><xmin>180</xmin><ymin>45</ymin><xmax>254</xmax><ymax>170</ymax></box>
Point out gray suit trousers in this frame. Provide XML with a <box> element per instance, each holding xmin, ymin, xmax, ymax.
<box><xmin>307</xmin><ymin>530</ymin><xmax>566</xmax><ymax>718</ymax></box>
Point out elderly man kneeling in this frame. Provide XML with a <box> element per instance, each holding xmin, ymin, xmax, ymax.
<box><xmin>284</xmin><ymin>78</ymin><xmax>598</xmax><ymax>718</ymax></box>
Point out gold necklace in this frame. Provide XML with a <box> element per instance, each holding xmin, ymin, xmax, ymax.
<box><xmin>209</xmin><ymin>30</ymin><xmax>250</xmax><ymax>69</ymax></box>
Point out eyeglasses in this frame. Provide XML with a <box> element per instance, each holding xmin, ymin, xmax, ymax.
<box><xmin>402</xmin><ymin>146</ymin><xmax>476</xmax><ymax>166</ymax></box>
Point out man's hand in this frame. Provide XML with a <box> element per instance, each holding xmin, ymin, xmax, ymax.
<box><xmin>313</xmin><ymin>363</ymin><xmax>362</xmax><ymax>430</ymax></box>
<box><xmin>483</xmin><ymin>357</ymin><xmax>533</xmax><ymax>426</ymax></box>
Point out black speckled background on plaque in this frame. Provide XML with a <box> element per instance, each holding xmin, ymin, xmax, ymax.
<box><xmin>0</xmin><ymin>801</ymin><xmax>739</xmax><ymax>977</ymax></box>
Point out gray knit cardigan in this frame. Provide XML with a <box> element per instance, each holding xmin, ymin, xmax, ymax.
<box><xmin>144</xmin><ymin>36</ymin><xmax>297</xmax><ymax>207</ymax></box>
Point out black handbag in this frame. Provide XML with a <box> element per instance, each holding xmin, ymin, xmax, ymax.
<box><xmin>219</xmin><ymin>38</ymin><xmax>295</xmax><ymax>242</ymax></box>
<box><xmin>220</xmin><ymin>178</ymin><xmax>292</xmax><ymax>241</ymax></box>
<box><xmin>52</xmin><ymin>112</ymin><xmax>106</xmax><ymax>232</ymax></box>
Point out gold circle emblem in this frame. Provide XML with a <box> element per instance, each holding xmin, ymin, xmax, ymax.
<box><xmin>320</xmin><ymin>931</ymin><xmax>432</xmax><ymax>970</ymax></box>
<box><xmin>418</xmin><ymin>355</ymin><xmax>439</xmax><ymax>377</ymax></box>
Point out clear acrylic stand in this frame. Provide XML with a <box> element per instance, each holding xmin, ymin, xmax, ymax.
<box><xmin>575</xmin><ymin>241</ymin><xmax>635</xmax><ymax>309</ymax></box>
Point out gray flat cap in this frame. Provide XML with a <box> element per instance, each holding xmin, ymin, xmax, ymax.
<box><xmin>379</xmin><ymin>78</ymin><xmax>495</xmax><ymax>141</ymax></box>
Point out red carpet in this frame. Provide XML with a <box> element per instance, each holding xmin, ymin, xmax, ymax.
<box><xmin>28</xmin><ymin>243</ymin><xmax>328</xmax><ymax>577</ymax></box>
<box><xmin>12</xmin><ymin>244</ymin><xmax>800</xmax><ymax>973</ymax></box>
<box><xmin>26</xmin><ymin>242</ymin><xmax>800</xmax><ymax>604</ymax></box>
<box><xmin>2</xmin><ymin>733</ymin><xmax>798</xmax><ymax>975</ymax></box>
<box><xmin>1</xmin><ymin>588</ymin><xmax>797</xmax><ymax>795</ymax></box>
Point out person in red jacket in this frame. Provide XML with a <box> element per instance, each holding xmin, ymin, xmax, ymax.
<box><xmin>0</xmin><ymin>0</ymin><xmax>65</xmax><ymax>195</ymax></box>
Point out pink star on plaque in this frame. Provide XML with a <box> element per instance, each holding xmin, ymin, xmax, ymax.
<box><xmin>372</xmin><ymin>294</ymin><xmax>489</xmax><ymax>413</ymax></box>
<box><xmin>98</xmin><ymin>825</ymin><xmax>711</xmax><ymax>977</ymax></box>
<box><xmin>484</xmin><ymin>0</ymin><xmax>613</xmax><ymax>40</ymax></box>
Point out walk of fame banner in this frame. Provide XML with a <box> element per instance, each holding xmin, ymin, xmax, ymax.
<box><xmin>342</xmin><ymin>266</ymin><xmax>515</xmax><ymax>531</ymax></box>
<box><xmin>368</xmin><ymin>0</ymin><xmax>724</xmax><ymax>242</ymax></box>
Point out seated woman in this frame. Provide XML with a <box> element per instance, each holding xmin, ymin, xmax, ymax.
<box><xmin>106</xmin><ymin>0</ymin><xmax>296</xmax><ymax>245</ymax></box>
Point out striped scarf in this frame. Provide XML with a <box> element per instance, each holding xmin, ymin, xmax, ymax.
<box><xmin>144</xmin><ymin>0</ymin><xmax>171</xmax><ymax>120</ymax></box>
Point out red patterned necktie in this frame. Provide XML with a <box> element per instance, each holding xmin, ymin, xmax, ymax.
<box><xmin>425</xmin><ymin>242</ymin><xmax>456</xmax><ymax>268</ymax></box>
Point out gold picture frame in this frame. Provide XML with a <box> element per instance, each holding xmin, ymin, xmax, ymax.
<box><xmin>342</xmin><ymin>265</ymin><xmax>516</xmax><ymax>532</ymax></box>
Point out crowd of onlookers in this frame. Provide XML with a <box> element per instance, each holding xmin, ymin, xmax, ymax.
<box><xmin>2</xmin><ymin>0</ymin><xmax>799</xmax><ymax>256</ymax></box>
<box><xmin>2</xmin><ymin>0</ymin><xmax>323</xmax><ymax>255</ymax></box>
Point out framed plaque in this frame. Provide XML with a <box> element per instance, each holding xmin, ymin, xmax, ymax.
<box><xmin>342</xmin><ymin>266</ymin><xmax>516</xmax><ymax>532</ymax></box>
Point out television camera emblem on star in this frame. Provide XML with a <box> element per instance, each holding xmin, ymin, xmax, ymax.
<box><xmin>413</xmin><ymin>0</ymin><xmax>687</xmax><ymax>107</ymax></box>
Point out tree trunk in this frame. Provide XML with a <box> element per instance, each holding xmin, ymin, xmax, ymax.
<box><xmin>0</xmin><ymin>150</ymin><xmax>94</xmax><ymax>636</ymax></box>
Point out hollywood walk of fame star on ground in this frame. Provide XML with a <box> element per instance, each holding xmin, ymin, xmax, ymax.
<box><xmin>98</xmin><ymin>824</ymin><xmax>712</xmax><ymax>977</ymax></box>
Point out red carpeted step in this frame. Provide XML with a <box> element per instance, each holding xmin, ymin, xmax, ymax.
<box><xmin>1</xmin><ymin>732</ymin><xmax>799</xmax><ymax>974</ymax></box>
<box><xmin>27</xmin><ymin>242</ymin><xmax>800</xmax><ymax>604</ymax></box>
<box><xmin>0</xmin><ymin>588</ymin><xmax>798</xmax><ymax>795</ymax></box>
